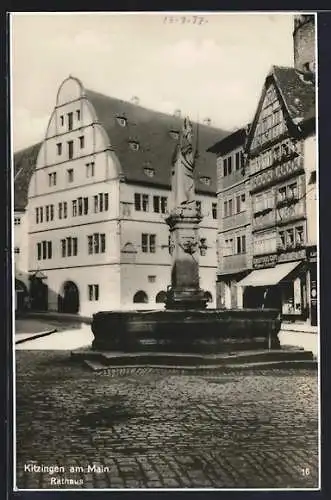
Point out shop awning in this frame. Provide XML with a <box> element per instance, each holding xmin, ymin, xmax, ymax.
<box><xmin>238</xmin><ymin>261</ymin><xmax>302</xmax><ymax>287</ymax></box>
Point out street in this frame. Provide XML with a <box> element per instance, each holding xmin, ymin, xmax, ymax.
<box><xmin>15</xmin><ymin>345</ymin><xmax>319</xmax><ymax>489</ymax></box>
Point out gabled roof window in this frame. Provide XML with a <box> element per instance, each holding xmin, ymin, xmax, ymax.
<box><xmin>129</xmin><ymin>140</ymin><xmax>140</xmax><ymax>151</ymax></box>
<box><xmin>169</xmin><ymin>130</ymin><xmax>179</xmax><ymax>140</ymax></box>
<box><xmin>144</xmin><ymin>167</ymin><xmax>155</xmax><ymax>178</ymax></box>
<box><xmin>200</xmin><ymin>176</ymin><xmax>211</xmax><ymax>186</ymax></box>
<box><xmin>116</xmin><ymin>115</ymin><xmax>127</xmax><ymax>127</ymax></box>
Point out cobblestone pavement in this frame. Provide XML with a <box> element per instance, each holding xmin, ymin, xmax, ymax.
<box><xmin>15</xmin><ymin>351</ymin><xmax>319</xmax><ymax>490</ymax></box>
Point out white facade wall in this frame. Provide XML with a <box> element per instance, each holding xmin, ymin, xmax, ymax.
<box><xmin>119</xmin><ymin>182</ymin><xmax>218</xmax><ymax>308</ymax></box>
<box><xmin>25</xmin><ymin>76</ymin><xmax>218</xmax><ymax>315</ymax></box>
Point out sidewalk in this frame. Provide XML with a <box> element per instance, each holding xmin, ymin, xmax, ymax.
<box><xmin>16</xmin><ymin>311</ymin><xmax>92</xmax><ymax>324</ymax></box>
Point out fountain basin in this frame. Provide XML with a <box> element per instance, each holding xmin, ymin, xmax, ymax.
<box><xmin>91</xmin><ymin>308</ymin><xmax>281</xmax><ymax>353</ymax></box>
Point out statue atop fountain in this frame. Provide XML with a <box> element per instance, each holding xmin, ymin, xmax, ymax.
<box><xmin>165</xmin><ymin>116</ymin><xmax>208</xmax><ymax>310</ymax></box>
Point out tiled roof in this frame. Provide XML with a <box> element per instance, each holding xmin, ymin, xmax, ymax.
<box><xmin>246</xmin><ymin>65</ymin><xmax>316</xmax><ymax>152</ymax></box>
<box><xmin>85</xmin><ymin>89</ymin><xmax>228</xmax><ymax>194</ymax></box>
<box><xmin>14</xmin><ymin>142</ymin><xmax>42</xmax><ymax>210</ymax></box>
<box><xmin>207</xmin><ymin>125</ymin><xmax>249</xmax><ymax>155</ymax></box>
<box><xmin>13</xmin><ymin>90</ymin><xmax>228</xmax><ymax>209</ymax></box>
<box><xmin>272</xmin><ymin>65</ymin><xmax>315</xmax><ymax>123</ymax></box>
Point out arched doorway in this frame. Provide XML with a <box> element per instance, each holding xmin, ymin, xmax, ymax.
<box><xmin>15</xmin><ymin>280</ymin><xmax>28</xmax><ymax>312</ymax></box>
<box><xmin>204</xmin><ymin>291</ymin><xmax>213</xmax><ymax>303</ymax></box>
<box><xmin>29</xmin><ymin>274</ymin><xmax>48</xmax><ymax>311</ymax></box>
<box><xmin>155</xmin><ymin>291</ymin><xmax>167</xmax><ymax>303</ymax></box>
<box><xmin>133</xmin><ymin>290</ymin><xmax>148</xmax><ymax>304</ymax></box>
<box><xmin>59</xmin><ymin>281</ymin><xmax>80</xmax><ymax>313</ymax></box>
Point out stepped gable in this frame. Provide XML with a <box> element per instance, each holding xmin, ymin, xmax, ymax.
<box><xmin>85</xmin><ymin>89</ymin><xmax>228</xmax><ymax>194</ymax></box>
<box><xmin>14</xmin><ymin>142</ymin><xmax>42</xmax><ymax>210</ymax></box>
<box><xmin>13</xmin><ymin>88</ymin><xmax>228</xmax><ymax>209</ymax></box>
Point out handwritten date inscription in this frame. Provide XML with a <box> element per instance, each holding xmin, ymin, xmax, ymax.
<box><xmin>164</xmin><ymin>15</ymin><xmax>207</xmax><ymax>25</ymax></box>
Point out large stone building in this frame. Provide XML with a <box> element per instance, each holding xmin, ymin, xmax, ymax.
<box><xmin>14</xmin><ymin>76</ymin><xmax>227</xmax><ymax>316</ymax></box>
<box><xmin>208</xmin><ymin>127</ymin><xmax>251</xmax><ymax>309</ymax></box>
<box><xmin>210</xmin><ymin>14</ymin><xmax>317</xmax><ymax>328</ymax></box>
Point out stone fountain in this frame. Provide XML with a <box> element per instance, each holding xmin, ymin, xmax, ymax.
<box><xmin>72</xmin><ymin>118</ymin><xmax>314</xmax><ymax>369</ymax></box>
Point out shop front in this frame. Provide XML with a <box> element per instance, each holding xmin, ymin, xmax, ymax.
<box><xmin>238</xmin><ymin>254</ymin><xmax>308</xmax><ymax>321</ymax></box>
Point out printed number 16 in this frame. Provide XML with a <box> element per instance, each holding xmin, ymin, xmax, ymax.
<box><xmin>301</xmin><ymin>468</ymin><xmax>310</xmax><ymax>476</ymax></box>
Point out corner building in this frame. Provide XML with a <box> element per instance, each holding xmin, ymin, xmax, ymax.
<box><xmin>240</xmin><ymin>62</ymin><xmax>316</xmax><ymax>325</ymax></box>
<box><xmin>16</xmin><ymin>76</ymin><xmax>227</xmax><ymax>316</ymax></box>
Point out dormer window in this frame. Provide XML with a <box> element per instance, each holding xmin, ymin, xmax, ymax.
<box><xmin>169</xmin><ymin>130</ymin><xmax>179</xmax><ymax>140</ymax></box>
<box><xmin>200</xmin><ymin>176</ymin><xmax>211</xmax><ymax>186</ymax></box>
<box><xmin>144</xmin><ymin>167</ymin><xmax>155</xmax><ymax>178</ymax></box>
<box><xmin>129</xmin><ymin>141</ymin><xmax>140</xmax><ymax>151</ymax></box>
<box><xmin>116</xmin><ymin>116</ymin><xmax>127</xmax><ymax>127</ymax></box>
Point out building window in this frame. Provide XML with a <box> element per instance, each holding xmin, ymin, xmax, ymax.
<box><xmin>286</xmin><ymin>228</ymin><xmax>295</xmax><ymax>248</ymax></box>
<box><xmin>236</xmin><ymin>235</ymin><xmax>246</xmax><ymax>254</ymax></box>
<box><xmin>87</xmin><ymin>233</ymin><xmax>106</xmax><ymax>254</ymax></box>
<box><xmin>212</xmin><ymin>203</ymin><xmax>217</xmax><ymax>219</ymax></box>
<box><xmin>37</xmin><ymin>240</ymin><xmax>52</xmax><ymax>260</ymax></box>
<box><xmin>224</xmin><ymin>238</ymin><xmax>234</xmax><ymax>257</ymax></box>
<box><xmin>48</xmin><ymin>172</ymin><xmax>57</xmax><ymax>187</ymax></box>
<box><xmin>296</xmin><ymin>226</ymin><xmax>304</xmax><ymax>246</ymax></box>
<box><xmin>63</xmin><ymin>202</ymin><xmax>67</xmax><ymax>219</ymax></box>
<box><xmin>67</xmin><ymin>112</ymin><xmax>73</xmax><ymax>131</ymax></box>
<box><xmin>148</xmin><ymin>275</ymin><xmax>156</xmax><ymax>283</ymax></box>
<box><xmin>236</xmin><ymin>193</ymin><xmax>246</xmax><ymax>214</ymax></box>
<box><xmin>86</xmin><ymin>162</ymin><xmax>95</xmax><ymax>178</ymax></box>
<box><xmin>83</xmin><ymin>197</ymin><xmax>89</xmax><ymax>215</ymax></box>
<box><xmin>223</xmin><ymin>155</ymin><xmax>233</xmax><ymax>177</ymax></box>
<box><xmin>134</xmin><ymin>193</ymin><xmax>149</xmax><ymax>212</ymax></box>
<box><xmin>76</xmin><ymin>109</ymin><xmax>81</xmax><ymax>121</ymax></box>
<box><xmin>309</xmin><ymin>171</ymin><xmax>316</xmax><ymax>185</ymax></box>
<box><xmin>94</xmin><ymin>193</ymin><xmax>109</xmax><ymax>213</ymax></box>
<box><xmin>60</xmin><ymin>115</ymin><xmax>64</xmax><ymax>126</ymax></box>
<box><xmin>14</xmin><ymin>247</ymin><xmax>20</xmax><ymax>254</ymax></box>
<box><xmin>133</xmin><ymin>290</ymin><xmax>148</xmax><ymax>303</ymax></box>
<box><xmin>14</xmin><ymin>217</ymin><xmax>21</xmax><ymax>225</ymax></box>
<box><xmin>279</xmin><ymin>231</ymin><xmax>286</xmax><ymax>250</ymax></box>
<box><xmin>56</xmin><ymin>143</ymin><xmax>62</xmax><ymax>156</ymax></box>
<box><xmin>228</xmin><ymin>199</ymin><xmax>233</xmax><ymax>216</ymax></box>
<box><xmin>235</xmin><ymin>152</ymin><xmax>241</xmax><ymax>170</ymax></box>
<box><xmin>67</xmin><ymin>168</ymin><xmax>74</xmax><ymax>183</ymax></box>
<box><xmin>153</xmin><ymin>196</ymin><xmax>168</xmax><ymax>214</ymax></box>
<box><xmin>79</xmin><ymin>136</ymin><xmax>85</xmax><ymax>149</ymax></box>
<box><xmin>142</xmin><ymin>233</ymin><xmax>156</xmax><ymax>253</ymax></box>
<box><xmin>61</xmin><ymin>237</ymin><xmax>78</xmax><ymax>257</ymax></box>
<box><xmin>196</xmin><ymin>201</ymin><xmax>202</xmax><ymax>214</ymax></box>
<box><xmin>72</xmin><ymin>200</ymin><xmax>77</xmax><ymax>217</ymax></box>
<box><xmin>88</xmin><ymin>284</ymin><xmax>99</xmax><ymax>301</ymax></box>
<box><xmin>58</xmin><ymin>202</ymin><xmax>63</xmax><ymax>219</ymax></box>
<box><xmin>45</xmin><ymin>205</ymin><xmax>54</xmax><ymax>222</ymax></box>
<box><xmin>68</xmin><ymin>141</ymin><xmax>74</xmax><ymax>160</ymax></box>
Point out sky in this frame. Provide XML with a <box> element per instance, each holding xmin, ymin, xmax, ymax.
<box><xmin>11</xmin><ymin>12</ymin><xmax>297</xmax><ymax>151</ymax></box>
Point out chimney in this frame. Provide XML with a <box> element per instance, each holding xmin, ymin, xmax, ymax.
<box><xmin>293</xmin><ymin>15</ymin><xmax>315</xmax><ymax>73</ymax></box>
